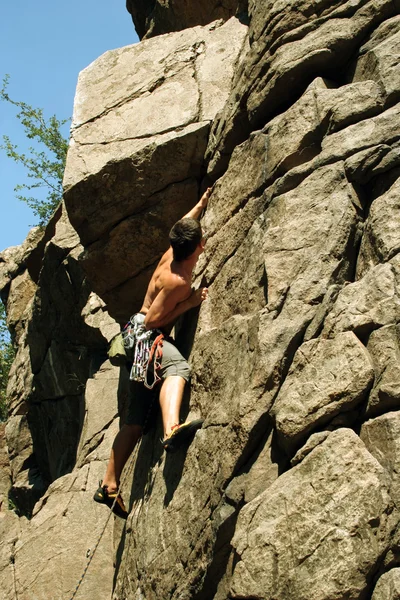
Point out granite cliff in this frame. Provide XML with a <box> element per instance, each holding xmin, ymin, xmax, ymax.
<box><xmin>1</xmin><ymin>1</ymin><xmax>400</xmax><ymax>599</ymax></box>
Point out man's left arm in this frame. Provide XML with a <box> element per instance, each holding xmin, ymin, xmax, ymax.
<box><xmin>182</xmin><ymin>187</ymin><xmax>212</xmax><ymax>220</ymax></box>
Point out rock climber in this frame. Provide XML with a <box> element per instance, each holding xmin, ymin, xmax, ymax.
<box><xmin>94</xmin><ymin>187</ymin><xmax>211</xmax><ymax>519</ymax></box>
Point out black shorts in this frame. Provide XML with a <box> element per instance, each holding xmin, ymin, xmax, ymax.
<box><xmin>126</xmin><ymin>338</ymin><xmax>191</xmax><ymax>428</ymax></box>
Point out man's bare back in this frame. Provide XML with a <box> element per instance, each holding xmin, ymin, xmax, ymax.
<box><xmin>140</xmin><ymin>248</ymin><xmax>192</xmax><ymax>331</ymax></box>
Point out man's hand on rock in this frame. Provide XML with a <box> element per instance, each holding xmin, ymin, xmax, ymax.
<box><xmin>199</xmin><ymin>187</ymin><xmax>212</xmax><ymax>210</ymax></box>
<box><xmin>189</xmin><ymin>287</ymin><xmax>208</xmax><ymax>308</ymax></box>
<box><xmin>184</xmin><ymin>187</ymin><xmax>212</xmax><ymax>220</ymax></box>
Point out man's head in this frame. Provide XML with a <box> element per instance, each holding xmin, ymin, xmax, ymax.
<box><xmin>169</xmin><ymin>218</ymin><xmax>203</xmax><ymax>261</ymax></box>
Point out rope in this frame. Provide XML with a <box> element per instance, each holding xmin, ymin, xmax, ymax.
<box><xmin>69</xmin><ymin>442</ymin><xmax>139</xmax><ymax>600</ymax></box>
<box><xmin>69</xmin><ymin>371</ymin><xmax>161</xmax><ymax>600</ymax></box>
<box><xmin>144</xmin><ymin>334</ymin><xmax>164</xmax><ymax>390</ymax></box>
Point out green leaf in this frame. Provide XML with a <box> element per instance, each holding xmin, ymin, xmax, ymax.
<box><xmin>0</xmin><ymin>74</ymin><xmax>70</xmax><ymax>226</ymax></box>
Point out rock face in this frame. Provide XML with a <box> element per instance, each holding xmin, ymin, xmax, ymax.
<box><xmin>0</xmin><ymin>206</ymin><xmax>120</xmax><ymax>598</ymax></box>
<box><xmin>372</xmin><ymin>569</ymin><xmax>400</xmax><ymax>600</ymax></box>
<box><xmin>64</xmin><ymin>17</ymin><xmax>247</xmax><ymax>322</ymax></box>
<box><xmin>231</xmin><ymin>429</ymin><xmax>395</xmax><ymax>600</ymax></box>
<box><xmin>206</xmin><ymin>0</ymin><xmax>400</xmax><ymax>178</ymax></box>
<box><xmin>1</xmin><ymin>3</ymin><xmax>400</xmax><ymax>600</ymax></box>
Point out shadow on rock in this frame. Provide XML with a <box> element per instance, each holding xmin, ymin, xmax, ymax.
<box><xmin>162</xmin><ymin>383</ymin><xmax>193</xmax><ymax>507</ymax></box>
<box><xmin>163</xmin><ymin>443</ymin><xmax>190</xmax><ymax>507</ymax></box>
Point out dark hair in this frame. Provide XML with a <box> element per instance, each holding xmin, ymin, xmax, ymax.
<box><xmin>169</xmin><ymin>218</ymin><xmax>202</xmax><ymax>261</ymax></box>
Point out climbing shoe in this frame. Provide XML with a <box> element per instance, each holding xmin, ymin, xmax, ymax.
<box><xmin>162</xmin><ymin>419</ymin><xmax>204</xmax><ymax>453</ymax></box>
<box><xmin>93</xmin><ymin>482</ymin><xmax>128</xmax><ymax>520</ymax></box>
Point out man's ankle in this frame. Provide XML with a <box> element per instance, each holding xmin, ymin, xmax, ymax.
<box><xmin>164</xmin><ymin>423</ymin><xmax>180</xmax><ymax>438</ymax></box>
<box><xmin>102</xmin><ymin>481</ymin><xmax>118</xmax><ymax>493</ymax></box>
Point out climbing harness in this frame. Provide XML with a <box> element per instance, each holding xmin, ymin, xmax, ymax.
<box><xmin>123</xmin><ymin>314</ymin><xmax>164</xmax><ymax>389</ymax></box>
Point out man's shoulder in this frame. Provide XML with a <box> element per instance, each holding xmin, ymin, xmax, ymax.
<box><xmin>165</xmin><ymin>271</ymin><xmax>190</xmax><ymax>292</ymax></box>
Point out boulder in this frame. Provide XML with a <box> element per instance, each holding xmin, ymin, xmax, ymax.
<box><xmin>357</xmin><ymin>175</ymin><xmax>400</xmax><ymax>277</ymax></box>
<box><xmin>354</xmin><ymin>16</ymin><xmax>400</xmax><ymax>105</ymax></box>
<box><xmin>365</xmin><ymin>326</ymin><xmax>400</xmax><ymax>417</ymax></box>
<box><xmin>5</xmin><ymin>271</ymin><xmax>36</xmax><ymax>340</ymax></box>
<box><xmin>344</xmin><ymin>142</ymin><xmax>400</xmax><ymax>186</ymax></box>
<box><xmin>323</xmin><ymin>256</ymin><xmax>400</xmax><ymax>340</ymax></box>
<box><xmin>361</xmin><ymin>411</ymin><xmax>400</xmax><ymax>509</ymax></box>
<box><xmin>273</xmin><ymin>332</ymin><xmax>374</xmax><ymax>453</ymax></box>
<box><xmin>260</xmin><ymin>76</ymin><xmax>384</xmax><ymax>184</ymax></box>
<box><xmin>0</xmin><ymin>227</ymin><xmax>44</xmax><ymax>294</ymax></box>
<box><xmin>272</xmin><ymin>102</ymin><xmax>400</xmax><ymax>200</ymax></box>
<box><xmin>230</xmin><ymin>429</ymin><xmax>396</xmax><ymax>600</ymax></box>
<box><xmin>290</xmin><ymin>431</ymin><xmax>330</xmax><ymax>466</ymax></box>
<box><xmin>372</xmin><ymin>569</ymin><xmax>400</xmax><ymax>600</ymax></box>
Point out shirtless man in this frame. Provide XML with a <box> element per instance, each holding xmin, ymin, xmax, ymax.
<box><xmin>94</xmin><ymin>188</ymin><xmax>211</xmax><ymax>518</ymax></box>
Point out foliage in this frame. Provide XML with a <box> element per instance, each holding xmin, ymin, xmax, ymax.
<box><xmin>0</xmin><ymin>303</ymin><xmax>15</xmax><ymax>421</ymax></box>
<box><xmin>0</xmin><ymin>74</ymin><xmax>70</xmax><ymax>226</ymax></box>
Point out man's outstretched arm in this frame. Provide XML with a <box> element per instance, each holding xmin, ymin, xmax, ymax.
<box><xmin>156</xmin><ymin>187</ymin><xmax>212</xmax><ymax>266</ymax></box>
<box><xmin>182</xmin><ymin>187</ymin><xmax>212</xmax><ymax>220</ymax></box>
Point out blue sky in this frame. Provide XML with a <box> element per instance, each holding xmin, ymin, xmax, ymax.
<box><xmin>0</xmin><ymin>1</ymin><xmax>139</xmax><ymax>252</ymax></box>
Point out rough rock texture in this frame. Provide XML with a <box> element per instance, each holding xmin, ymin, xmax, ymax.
<box><xmin>365</xmin><ymin>325</ymin><xmax>400</xmax><ymax>417</ymax></box>
<box><xmin>126</xmin><ymin>0</ymin><xmax>246</xmax><ymax>39</ymax></box>
<box><xmin>1</xmin><ymin>2</ymin><xmax>400</xmax><ymax>600</ymax></box>
<box><xmin>206</xmin><ymin>0</ymin><xmax>400</xmax><ymax>178</ymax></box>
<box><xmin>372</xmin><ymin>569</ymin><xmax>400</xmax><ymax>600</ymax></box>
<box><xmin>231</xmin><ymin>429</ymin><xmax>396</xmax><ymax>600</ymax></box>
<box><xmin>361</xmin><ymin>412</ymin><xmax>400</xmax><ymax>509</ymax></box>
<box><xmin>273</xmin><ymin>332</ymin><xmax>374</xmax><ymax>452</ymax></box>
<box><xmin>10</xmin><ymin>459</ymin><xmax>115</xmax><ymax>600</ymax></box>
